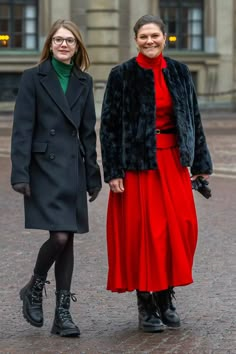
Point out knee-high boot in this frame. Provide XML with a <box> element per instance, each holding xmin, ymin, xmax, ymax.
<box><xmin>51</xmin><ymin>290</ymin><xmax>80</xmax><ymax>337</ymax></box>
<box><xmin>19</xmin><ymin>274</ymin><xmax>49</xmax><ymax>327</ymax></box>
<box><xmin>136</xmin><ymin>291</ymin><xmax>165</xmax><ymax>333</ymax></box>
<box><xmin>153</xmin><ymin>288</ymin><xmax>181</xmax><ymax>328</ymax></box>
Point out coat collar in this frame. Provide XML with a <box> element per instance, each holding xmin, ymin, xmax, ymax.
<box><xmin>126</xmin><ymin>57</ymin><xmax>186</xmax><ymax>109</ymax></box>
<box><xmin>122</xmin><ymin>56</ymin><xmax>187</xmax><ymax>123</ymax></box>
<box><xmin>37</xmin><ymin>59</ymin><xmax>88</xmax><ymax>126</ymax></box>
<box><xmin>123</xmin><ymin>56</ymin><xmax>185</xmax><ymax>103</ymax></box>
<box><xmin>162</xmin><ymin>57</ymin><xmax>186</xmax><ymax>106</ymax></box>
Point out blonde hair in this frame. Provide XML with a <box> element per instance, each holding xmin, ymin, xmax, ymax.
<box><xmin>39</xmin><ymin>19</ymin><xmax>90</xmax><ymax>71</ymax></box>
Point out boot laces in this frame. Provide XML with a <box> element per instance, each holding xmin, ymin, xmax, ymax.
<box><xmin>58</xmin><ymin>292</ymin><xmax>77</xmax><ymax>321</ymax></box>
<box><xmin>70</xmin><ymin>293</ymin><xmax>77</xmax><ymax>302</ymax></box>
<box><xmin>59</xmin><ymin>307</ymin><xmax>73</xmax><ymax>321</ymax></box>
<box><xmin>32</xmin><ymin>279</ymin><xmax>50</xmax><ymax>304</ymax></box>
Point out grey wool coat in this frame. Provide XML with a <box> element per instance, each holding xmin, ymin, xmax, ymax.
<box><xmin>11</xmin><ymin>59</ymin><xmax>101</xmax><ymax>233</ymax></box>
<box><xmin>100</xmin><ymin>56</ymin><xmax>213</xmax><ymax>183</ymax></box>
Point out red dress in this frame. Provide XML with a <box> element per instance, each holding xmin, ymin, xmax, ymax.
<box><xmin>106</xmin><ymin>52</ymin><xmax>198</xmax><ymax>292</ymax></box>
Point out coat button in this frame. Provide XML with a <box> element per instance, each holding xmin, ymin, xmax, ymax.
<box><xmin>72</xmin><ymin>130</ymin><xmax>77</xmax><ymax>137</ymax></box>
<box><xmin>50</xmin><ymin>129</ymin><xmax>56</xmax><ymax>136</ymax></box>
<box><xmin>49</xmin><ymin>153</ymin><xmax>55</xmax><ymax>160</ymax></box>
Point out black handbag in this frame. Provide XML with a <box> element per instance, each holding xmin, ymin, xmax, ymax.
<box><xmin>191</xmin><ymin>176</ymin><xmax>211</xmax><ymax>199</ymax></box>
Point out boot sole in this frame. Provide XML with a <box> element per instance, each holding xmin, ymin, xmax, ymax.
<box><xmin>139</xmin><ymin>324</ymin><xmax>166</xmax><ymax>333</ymax></box>
<box><xmin>51</xmin><ymin>325</ymin><xmax>80</xmax><ymax>337</ymax></box>
<box><xmin>162</xmin><ymin>317</ymin><xmax>181</xmax><ymax>329</ymax></box>
<box><xmin>164</xmin><ymin>322</ymin><xmax>181</xmax><ymax>329</ymax></box>
<box><xmin>19</xmin><ymin>289</ymin><xmax>43</xmax><ymax>328</ymax></box>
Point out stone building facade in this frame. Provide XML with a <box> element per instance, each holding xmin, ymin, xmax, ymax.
<box><xmin>0</xmin><ymin>0</ymin><xmax>236</xmax><ymax>114</ymax></box>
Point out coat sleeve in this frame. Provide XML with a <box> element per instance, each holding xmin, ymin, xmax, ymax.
<box><xmin>11</xmin><ymin>69</ymin><xmax>36</xmax><ymax>185</ymax></box>
<box><xmin>79</xmin><ymin>76</ymin><xmax>102</xmax><ymax>192</ymax></box>
<box><xmin>189</xmin><ymin>71</ymin><xmax>213</xmax><ymax>175</ymax></box>
<box><xmin>100</xmin><ymin>67</ymin><xmax>125</xmax><ymax>183</ymax></box>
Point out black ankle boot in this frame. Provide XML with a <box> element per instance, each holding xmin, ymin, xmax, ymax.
<box><xmin>51</xmin><ymin>290</ymin><xmax>80</xmax><ymax>337</ymax></box>
<box><xmin>19</xmin><ymin>274</ymin><xmax>49</xmax><ymax>327</ymax></box>
<box><xmin>136</xmin><ymin>291</ymin><xmax>165</xmax><ymax>333</ymax></box>
<box><xmin>154</xmin><ymin>288</ymin><xmax>181</xmax><ymax>328</ymax></box>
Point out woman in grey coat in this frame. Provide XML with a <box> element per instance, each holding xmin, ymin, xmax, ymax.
<box><xmin>11</xmin><ymin>19</ymin><xmax>101</xmax><ymax>337</ymax></box>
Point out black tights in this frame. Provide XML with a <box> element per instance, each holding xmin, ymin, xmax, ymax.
<box><xmin>34</xmin><ymin>231</ymin><xmax>74</xmax><ymax>291</ymax></box>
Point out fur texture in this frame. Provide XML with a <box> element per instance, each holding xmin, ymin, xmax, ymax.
<box><xmin>100</xmin><ymin>57</ymin><xmax>213</xmax><ymax>183</ymax></box>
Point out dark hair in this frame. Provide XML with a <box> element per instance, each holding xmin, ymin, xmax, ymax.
<box><xmin>39</xmin><ymin>19</ymin><xmax>90</xmax><ymax>71</ymax></box>
<box><xmin>133</xmin><ymin>15</ymin><xmax>166</xmax><ymax>38</ymax></box>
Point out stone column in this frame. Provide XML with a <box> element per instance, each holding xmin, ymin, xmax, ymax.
<box><xmin>204</xmin><ymin>0</ymin><xmax>217</xmax><ymax>53</ymax></box>
<box><xmin>203</xmin><ymin>0</ymin><xmax>218</xmax><ymax>99</ymax></box>
<box><xmin>70</xmin><ymin>0</ymin><xmax>88</xmax><ymax>41</ymax></box>
<box><xmin>50</xmin><ymin>0</ymin><xmax>71</xmax><ymax>24</ymax></box>
<box><xmin>216</xmin><ymin>0</ymin><xmax>234</xmax><ymax>93</ymax></box>
<box><xmin>233</xmin><ymin>0</ymin><xmax>236</xmax><ymax>109</ymax></box>
<box><xmin>129</xmin><ymin>0</ymin><xmax>151</xmax><ymax>57</ymax></box>
<box><xmin>86</xmin><ymin>0</ymin><xmax>120</xmax><ymax>117</ymax></box>
<box><xmin>119</xmin><ymin>0</ymin><xmax>130</xmax><ymax>62</ymax></box>
<box><xmin>38</xmin><ymin>0</ymin><xmax>51</xmax><ymax>50</ymax></box>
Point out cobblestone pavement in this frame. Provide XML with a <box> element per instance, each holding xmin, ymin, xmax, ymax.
<box><xmin>0</xmin><ymin>114</ymin><xmax>236</xmax><ymax>353</ymax></box>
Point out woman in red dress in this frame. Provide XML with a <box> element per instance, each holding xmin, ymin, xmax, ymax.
<box><xmin>100</xmin><ymin>15</ymin><xmax>212</xmax><ymax>333</ymax></box>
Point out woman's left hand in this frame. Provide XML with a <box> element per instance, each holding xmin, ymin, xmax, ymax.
<box><xmin>109</xmin><ymin>178</ymin><xmax>125</xmax><ymax>193</ymax></box>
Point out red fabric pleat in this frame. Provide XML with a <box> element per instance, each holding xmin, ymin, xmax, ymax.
<box><xmin>106</xmin><ymin>135</ymin><xmax>198</xmax><ymax>292</ymax></box>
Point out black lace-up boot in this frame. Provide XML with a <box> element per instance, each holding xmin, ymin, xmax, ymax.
<box><xmin>136</xmin><ymin>291</ymin><xmax>165</xmax><ymax>333</ymax></box>
<box><xmin>51</xmin><ymin>290</ymin><xmax>80</xmax><ymax>337</ymax></box>
<box><xmin>19</xmin><ymin>274</ymin><xmax>49</xmax><ymax>327</ymax></box>
<box><xmin>154</xmin><ymin>288</ymin><xmax>181</xmax><ymax>328</ymax></box>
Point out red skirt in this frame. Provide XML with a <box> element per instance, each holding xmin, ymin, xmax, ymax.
<box><xmin>106</xmin><ymin>134</ymin><xmax>198</xmax><ymax>292</ymax></box>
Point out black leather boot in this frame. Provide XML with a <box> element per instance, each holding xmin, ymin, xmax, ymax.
<box><xmin>154</xmin><ymin>288</ymin><xmax>181</xmax><ymax>328</ymax></box>
<box><xmin>51</xmin><ymin>290</ymin><xmax>80</xmax><ymax>337</ymax></box>
<box><xmin>19</xmin><ymin>274</ymin><xmax>49</xmax><ymax>327</ymax></box>
<box><xmin>136</xmin><ymin>291</ymin><xmax>165</xmax><ymax>333</ymax></box>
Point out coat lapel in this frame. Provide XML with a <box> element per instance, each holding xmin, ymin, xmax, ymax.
<box><xmin>65</xmin><ymin>67</ymin><xmax>87</xmax><ymax>109</ymax></box>
<box><xmin>38</xmin><ymin>60</ymin><xmax>87</xmax><ymax>127</ymax></box>
<box><xmin>163</xmin><ymin>57</ymin><xmax>186</xmax><ymax>106</ymax></box>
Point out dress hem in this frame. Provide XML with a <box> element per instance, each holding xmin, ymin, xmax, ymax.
<box><xmin>107</xmin><ymin>280</ymin><xmax>194</xmax><ymax>293</ymax></box>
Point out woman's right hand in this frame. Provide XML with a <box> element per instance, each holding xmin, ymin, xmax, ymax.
<box><xmin>109</xmin><ymin>178</ymin><xmax>125</xmax><ymax>193</ymax></box>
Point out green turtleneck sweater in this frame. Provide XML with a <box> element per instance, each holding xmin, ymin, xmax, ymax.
<box><xmin>51</xmin><ymin>57</ymin><xmax>73</xmax><ymax>93</ymax></box>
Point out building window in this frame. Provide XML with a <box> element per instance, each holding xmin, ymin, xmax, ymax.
<box><xmin>0</xmin><ymin>0</ymin><xmax>38</xmax><ymax>50</ymax></box>
<box><xmin>160</xmin><ymin>0</ymin><xmax>204</xmax><ymax>51</ymax></box>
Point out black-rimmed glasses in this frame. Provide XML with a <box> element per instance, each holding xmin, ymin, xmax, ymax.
<box><xmin>52</xmin><ymin>37</ymin><xmax>76</xmax><ymax>46</ymax></box>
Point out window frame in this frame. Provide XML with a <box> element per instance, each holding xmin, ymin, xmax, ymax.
<box><xmin>160</xmin><ymin>0</ymin><xmax>204</xmax><ymax>51</ymax></box>
<box><xmin>0</xmin><ymin>0</ymin><xmax>39</xmax><ymax>50</ymax></box>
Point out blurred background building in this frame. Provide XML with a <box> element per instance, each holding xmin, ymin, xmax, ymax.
<box><xmin>0</xmin><ymin>0</ymin><xmax>236</xmax><ymax>115</ymax></box>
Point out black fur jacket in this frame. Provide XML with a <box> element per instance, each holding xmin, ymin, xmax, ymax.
<box><xmin>100</xmin><ymin>56</ymin><xmax>213</xmax><ymax>183</ymax></box>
